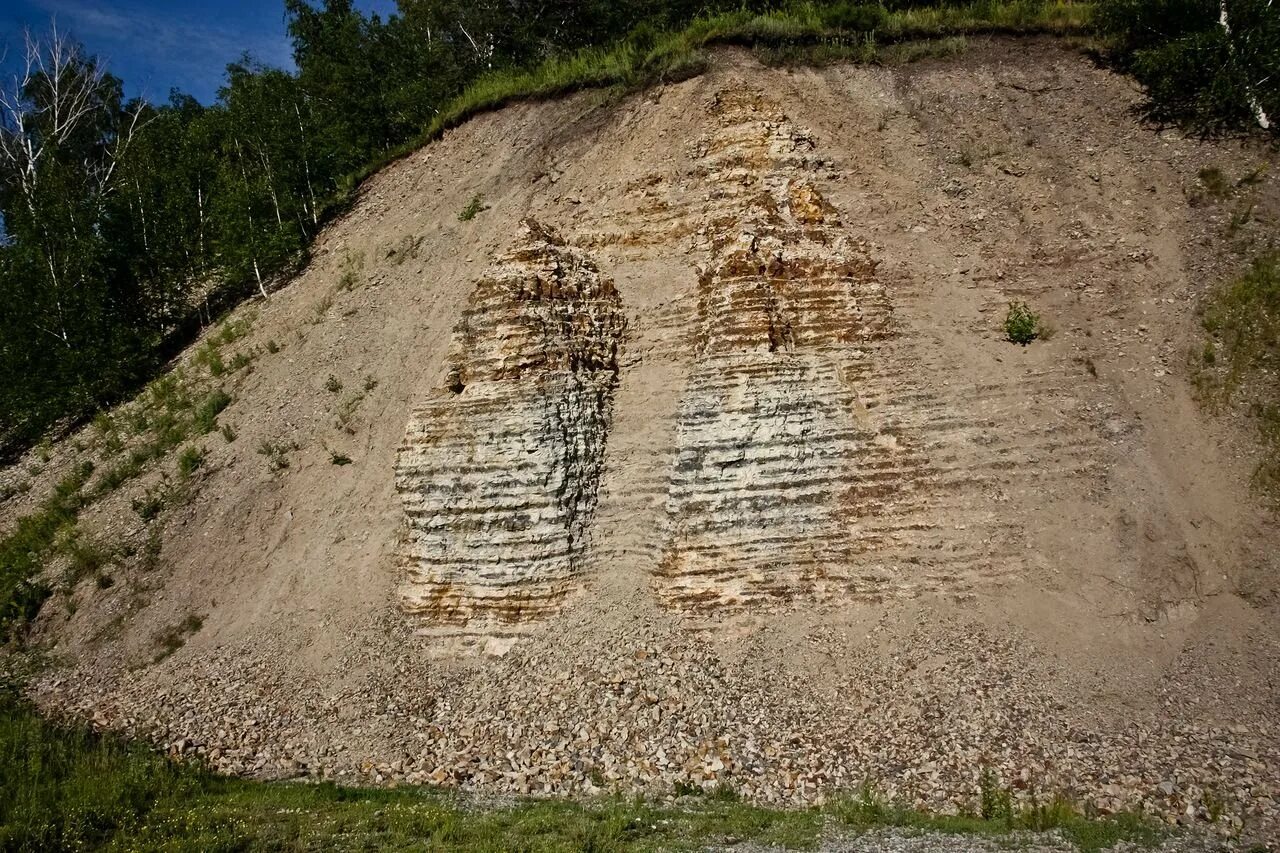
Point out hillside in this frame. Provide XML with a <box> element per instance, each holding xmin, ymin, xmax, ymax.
<box><xmin>5</xmin><ymin>39</ymin><xmax>1280</xmax><ymax>845</ymax></box>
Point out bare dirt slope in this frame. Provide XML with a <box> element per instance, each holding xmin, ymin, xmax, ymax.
<box><xmin>10</xmin><ymin>40</ymin><xmax>1280</xmax><ymax>841</ymax></box>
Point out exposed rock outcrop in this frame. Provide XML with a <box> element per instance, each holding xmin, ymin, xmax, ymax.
<box><xmin>655</xmin><ymin>88</ymin><xmax>898</xmax><ymax>608</ymax></box>
<box><xmin>396</xmin><ymin>221</ymin><xmax>625</xmax><ymax>633</ymax></box>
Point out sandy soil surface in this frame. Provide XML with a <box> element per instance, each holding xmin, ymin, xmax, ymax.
<box><xmin>6</xmin><ymin>39</ymin><xmax>1279</xmax><ymax>847</ymax></box>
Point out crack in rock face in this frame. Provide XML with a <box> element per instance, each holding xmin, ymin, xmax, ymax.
<box><xmin>396</xmin><ymin>221</ymin><xmax>625</xmax><ymax>634</ymax></box>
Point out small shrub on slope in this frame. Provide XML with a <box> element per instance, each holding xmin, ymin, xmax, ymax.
<box><xmin>1004</xmin><ymin>301</ymin><xmax>1041</xmax><ymax>345</ymax></box>
<box><xmin>458</xmin><ymin>194</ymin><xmax>488</xmax><ymax>222</ymax></box>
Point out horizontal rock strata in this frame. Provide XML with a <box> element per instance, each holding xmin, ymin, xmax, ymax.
<box><xmin>396</xmin><ymin>221</ymin><xmax>625</xmax><ymax>633</ymax></box>
<box><xmin>656</xmin><ymin>86</ymin><xmax>900</xmax><ymax>609</ymax></box>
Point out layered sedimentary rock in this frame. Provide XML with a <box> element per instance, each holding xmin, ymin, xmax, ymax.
<box><xmin>400</xmin><ymin>83</ymin><xmax>1099</xmax><ymax>628</ymax></box>
<box><xmin>396</xmin><ymin>221</ymin><xmax>625</xmax><ymax>632</ymax></box>
<box><xmin>651</xmin><ymin>86</ymin><xmax>1067</xmax><ymax>610</ymax></box>
<box><xmin>652</xmin><ymin>86</ymin><xmax>896</xmax><ymax>608</ymax></box>
<box><xmin>655</xmin><ymin>234</ymin><xmax>893</xmax><ymax>607</ymax></box>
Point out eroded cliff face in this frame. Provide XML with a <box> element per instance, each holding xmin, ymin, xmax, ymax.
<box><xmin>396</xmin><ymin>84</ymin><xmax>1084</xmax><ymax>631</ymax></box>
<box><xmin>656</xmin><ymin>88</ymin><xmax>890</xmax><ymax>609</ymax></box>
<box><xmin>396</xmin><ymin>222</ymin><xmax>625</xmax><ymax>632</ymax></box>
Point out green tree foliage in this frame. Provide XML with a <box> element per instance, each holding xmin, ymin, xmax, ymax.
<box><xmin>1098</xmin><ymin>0</ymin><xmax>1278</xmax><ymax>134</ymax></box>
<box><xmin>0</xmin><ymin>33</ymin><xmax>152</xmax><ymax>446</ymax></box>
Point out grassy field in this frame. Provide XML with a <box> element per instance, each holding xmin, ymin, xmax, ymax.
<box><xmin>0</xmin><ymin>689</ymin><xmax>1172</xmax><ymax>852</ymax></box>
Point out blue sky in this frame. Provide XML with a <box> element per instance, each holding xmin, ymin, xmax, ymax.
<box><xmin>0</xmin><ymin>0</ymin><xmax>398</xmax><ymax>103</ymax></box>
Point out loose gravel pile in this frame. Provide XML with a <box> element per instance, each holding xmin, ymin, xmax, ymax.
<box><xmin>35</xmin><ymin>605</ymin><xmax>1279</xmax><ymax>844</ymax></box>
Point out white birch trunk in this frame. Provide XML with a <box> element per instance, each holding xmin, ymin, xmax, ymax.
<box><xmin>1221</xmin><ymin>0</ymin><xmax>1272</xmax><ymax>130</ymax></box>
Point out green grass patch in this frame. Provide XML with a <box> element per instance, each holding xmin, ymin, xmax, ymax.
<box><xmin>0</xmin><ymin>462</ymin><xmax>94</xmax><ymax>642</ymax></box>
<box><xmin>0</xmin><ymin>690</ymin><xmax>211</xmax><ymax>851</ymax></box>
<box><xmin>830</xmin><ymin>781</ymin><xmax>1164</xmax><ymax>851</ymax></box>
<box><xmin>1200</xmin><ymin>252</ymin><xmax>1280</xmax><ymax>497</ymax></box>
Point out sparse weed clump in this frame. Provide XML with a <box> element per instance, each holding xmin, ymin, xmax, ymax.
<box><xmin>334</xmin><ymin>392</ymin><xmax>365</xmax><ymax>434</ymax></box>
<box><xmin>311</xmin><ymin>292</ymin><xmax>335</xmax><ymax>323</ymax></box>
<box><xmin>131</xmin><ymin>483</ymin><xmax>168</xmax><ymax>521</ymax></box>
<box><xmin>337</xmin><ymin>250</ymin><xmax>365</xmax><ymax>291</ymax></box>
<box><xmin>0</xmin><ymin>479</ymin><xmax>31</xmax><ymax>504</ymax></box>
<box><xmin>979</xmin><ymin>766</ymin><xmax>1014</xmax><ymax>822</ymax></box>
<box><xmin>1197</xmin><ymin>166</ymin><xmax>1233</xmax><ymax>199</ymax></box>
<box><xmin>458</xmin><ymin>194</ymin><xmax>488</xmax><ymax>222</ymax></box>
<box><xmin>152</xmin><ymin>614</ymin><xmax>204</xmax><ymax>663</ymax></box>
<box><xmin>56</xmin><ymin>528</ymin><xmax>114</xmax><ymax>590</ymax></box>
<box><xmin>191</xmin><ymin>389</ymin><xmax>232</xmax><ymax>435</ymax></box>
<box><xmin>257</xmin><ymin>440</ymin><xmax>300</xmax><ymax>472</ymax></box>
<box><xmin>192</xmin><ymin>317</ymin><xmax>255</xmax><ymax>380</ymax></box>
<box><xmin>385</xmin><ymin>234</ymin><xmax>424</xmax><ymax>265</ymax></box>
<box><xmin>176</xmin><ymin>446</ymin><xmax>205</xmax><ymax>480</ymax></box>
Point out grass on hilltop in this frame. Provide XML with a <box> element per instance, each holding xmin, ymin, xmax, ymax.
<box><xmin>344</xmin><ymin>1</ymin><xmax>1095</xmax><ymax>192</ymax></box>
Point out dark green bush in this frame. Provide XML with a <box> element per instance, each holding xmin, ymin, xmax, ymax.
<box><xmin>1098</xmin><ymin>0</ymin><xmax>1279</xmax><ymax>134</ymax></box>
